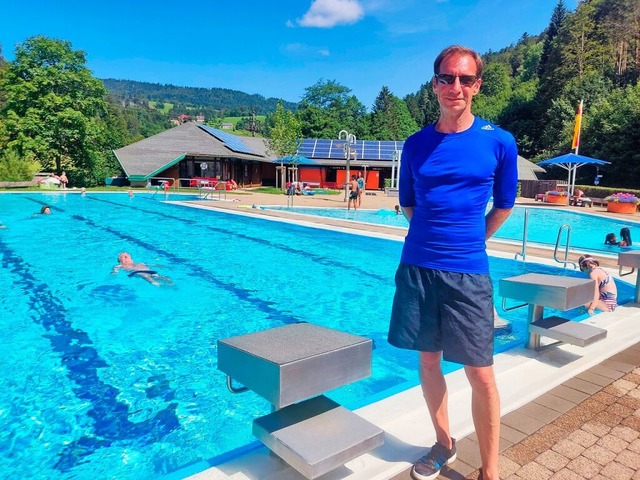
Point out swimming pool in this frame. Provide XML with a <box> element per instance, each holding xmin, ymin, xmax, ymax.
<box><xmin>262</xmin><ymin>205</ymin><xmax>640</xmax><ymax>254</ymax></box>
<box><xmin>0</xmin><ymin>193</ymin><xmax>634</xmax><ymax>479</ymax></box>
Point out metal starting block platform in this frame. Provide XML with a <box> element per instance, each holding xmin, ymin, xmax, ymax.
<box><xmin>500</xmin><ymin>273</ymin><xmax>607</xmax><ymax>350</ymax></box>
<box><xmin>218</xmin><ymin>323</ymin><xmax>383</xmax><ymax>479</ymax></box>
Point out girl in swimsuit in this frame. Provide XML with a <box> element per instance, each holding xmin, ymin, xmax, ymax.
<box><xmin>578</xmin><ymin>254</ymin><xmax>618</xmax><ymax>314</ymax></box>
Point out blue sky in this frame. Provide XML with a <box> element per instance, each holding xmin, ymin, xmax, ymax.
<box><xmin>1</xmin><ymin>0</ymin><xmax>577</xmax><ymax>110</ymax></box>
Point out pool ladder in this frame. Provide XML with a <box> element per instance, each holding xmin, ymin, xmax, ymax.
<box><xmin>554</xmin><ymin>224</ymin><xmax>578</xmax><ymax>269</ymax></box>
<box><xmin>514</xmin><ymin>208</ymin><xmax>577</xmax><ymax>269</ymax></box>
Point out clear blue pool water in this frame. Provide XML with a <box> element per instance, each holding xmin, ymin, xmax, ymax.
<box><xmin>0</xmin><ymin>193</ymin><xmax>634</xmax><ymax>479</ymax></box>
<box><xmin>262</xmin><ymin>205</ymin><xmax>640</xmax><ymax>254</ymax></box>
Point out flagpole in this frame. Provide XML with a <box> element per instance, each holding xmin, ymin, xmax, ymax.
<box><xmin>569</xmin><ymin>99</ymin><xmax>584</xmax><ymax>196</ymax></box>
<box><xmin>572</xmin><ymin>99</ymin><xmax>583</xmax><ymax>155</ymax></box>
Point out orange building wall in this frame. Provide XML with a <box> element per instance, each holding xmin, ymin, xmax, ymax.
<box><xmin>336</xmin><ymin>169</ymin><xmax>379</xmax><ymax>189</ymax></box>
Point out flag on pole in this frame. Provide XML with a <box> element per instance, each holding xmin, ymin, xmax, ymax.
<box><xmin>571</xmin><ymin>99</ymin><xmax>583</xmax><ymax>151</ymax></box>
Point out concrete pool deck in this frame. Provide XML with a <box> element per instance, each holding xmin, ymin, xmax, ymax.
<box><xmin>179</xmin><ymin>190</ymin><xmax>640</xmax><ymax>480</ymax></box>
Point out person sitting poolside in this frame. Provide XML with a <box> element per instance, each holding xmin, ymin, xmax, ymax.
<box><xmin>571</xmin><ymin>188</ymin><xmax>592</xmax><ymax>206</ymax></box>
<box><xmin>578</xmin><ymin>254</ymin><xmax>618</xmax><ymax>314</ymax></box>
<box><xmin>112</xmin><ymin>252</ymin><xmax>173</xmax><ymax>286</ymax></box>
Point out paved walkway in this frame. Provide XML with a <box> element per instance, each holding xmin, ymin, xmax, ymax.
<box><xmin>391</xmin><ymin>343</ymin><xmax>640</xmax><ymax>480</ymax></box>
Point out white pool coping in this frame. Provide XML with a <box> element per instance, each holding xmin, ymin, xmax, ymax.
<box><xmin>184</xmin><ymin>249</ymin><xmax>640</xmax><ymax>480</ymax></box>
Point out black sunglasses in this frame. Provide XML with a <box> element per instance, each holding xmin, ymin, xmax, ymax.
<box><xmin>435</xmin><ymin>73</ymin><xmax>479</xmax><ymax>87</ymax></box>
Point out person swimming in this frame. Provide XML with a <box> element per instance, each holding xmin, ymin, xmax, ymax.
<box><xmin>112</xmin><ymin>252</ymin><xmax>173</xmax><ymax>286</ymax></box>
<box><xmin>604</xmin><ymin>232</ymin><xmax>618</xmax><ymax>245</ymax></box>
<box><xmin>619</xmin><ymin>227</ymin><xmax>632</xmax><ymax>247</ymax></box>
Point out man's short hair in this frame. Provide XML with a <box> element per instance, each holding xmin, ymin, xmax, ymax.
<box><xmin>434</xmin><ymin>45</ymin><xmax>483</xmax><ymax>78</ymax></box>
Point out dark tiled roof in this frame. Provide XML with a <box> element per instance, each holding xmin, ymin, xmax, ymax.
<box><xmin>113</xmin><ymin>123</ymin><xmax>271</xmax><ymax>180</ymax></box>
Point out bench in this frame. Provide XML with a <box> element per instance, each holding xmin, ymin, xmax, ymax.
<box><xmin>0</xmin><ymin>181</ymin><xmax>35</xmax><ymax>188</ymax></box>
<box><xmin>218</xmin><ymin>323</ymin><xmax>383</xmax><ymax>479</ymax></box>
<box><xmin>569</xmin><ymin>197</ymin><xmax>593</xmax><ymax>207</ymax></box>
<box><xmin>500</xmin><ymin>273</ymin><xmax>607</xmax><ymax>350</ymax></box>
<box><xmin>590</xmin><ymin>197</ymin><xmax>608</xmax><ymax>207</ymax></box>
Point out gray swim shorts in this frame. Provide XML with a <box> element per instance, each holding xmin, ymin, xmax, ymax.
<box><xmin>388</xmin><ymin>263</ymin><xmax>495</xmax><ymax>367</ymax></box>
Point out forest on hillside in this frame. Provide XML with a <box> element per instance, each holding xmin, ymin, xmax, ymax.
<box><xmin>102</xmin><ymin>78</ymin><xmax>298</xmax><ymax>119</ymax></box>
<box><xmin>0</xmin><ymin>0</ymin><xmax>638</xmax><ymax>188</ymax></box>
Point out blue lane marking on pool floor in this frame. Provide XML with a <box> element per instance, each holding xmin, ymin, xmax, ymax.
<box><xmin>88</xmin><ymin>195</ymin><xmax>391</xmax><ymax>283</ymax></box>
<box><xmin>0</xmin><ymin>237</ymin><xmax>180</xmax><ymax>472</ymax></box>
<box><xmin>22</xmin><ymin>195</ymin><xmax>306</xmax><ymax>325</ymax></box>
<box><xmin>72</xmin><ymin>213</ymin><xmax>304</xmax><ymax>325</ymax></box>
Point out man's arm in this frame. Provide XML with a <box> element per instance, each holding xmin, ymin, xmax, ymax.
<box><xmin>485</xmin><ymin>206</ymin><xmax>512</xmax><ymax>239</ymax></box>
<box><xmin>401</xmin><ymin>206</ymin><xmax>414</xmax><ymax>222</ymax></box>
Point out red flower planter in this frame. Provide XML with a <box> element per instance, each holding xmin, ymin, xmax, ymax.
<box><xmin>607</xmin><ymin>202</ymin><xmax>638</xmax><ymax>214</ymax></box>
<box><xmin>546</xmin><ymin>194</ymin><xmax>568</xmax><ymax>205</ymax></box>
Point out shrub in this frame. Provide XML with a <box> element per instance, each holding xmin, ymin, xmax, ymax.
<box><xmin>0</xmin><ymin>149</ymin><xmax>41</xmax><ymax>181</ymax></box>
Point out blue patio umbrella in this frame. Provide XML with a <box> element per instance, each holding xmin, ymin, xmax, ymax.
<box><xmin>272</xmin><ymin>155</ymin><xmax>318</xmax><ymax>190</ymax></box>
<box><xmin>272</xmin><ymin>155</ymin><xmax>318</xmax><ymax>165</ymax></box>
<box><xmin>537</xmin><ymin>153</ymin><xmax>610</xmax><ymax>195</ymax></box>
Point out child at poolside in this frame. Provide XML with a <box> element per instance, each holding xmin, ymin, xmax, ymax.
<box><xmin>619</xmin><ymin>227</ymin><xmax>632</xmax><ymax>247</ymax></box>
<box><xmin>578</xmin><ymin>254</ymin><xmax>618</xmax><ymax>314</ymax></box>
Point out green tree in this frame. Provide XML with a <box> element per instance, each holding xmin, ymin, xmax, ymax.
<box><xmin>0</xmin><ymin>148</ymin><xmax>41</xmax><ymax>181</ymax></box>
<box><xmin>473</xmin><ymin>63</ymin><xmax>513</xmax><ymax>122</ymax></box>
<box><xmin>296</xmin><ymin>79</ymin><xmax>368</xmax><ymax>138</ymax></box>
<box><xmin>405</xmin><ymin>82</ymin><xmax>440</xmax><ymax>128</ymax></box>
<box><xmin>0</xmin><ymin>36</ymin><xmax>110</xmax><ymax>184</ymax></box>
<box><xmin>583</xmin><ymin>84</ymin><xmax>640</xmax><ymax>187</ymax></box>
<box><xmin>267</xmin><ymin>100</ymin><xmax>302</xmax><ymax>191</ymax></box>
<box><xmin>267</xmin><ymin>101</ymin><xmax>301</xmax><ymax>158</ymax></box>
<box><xmin>370</xmin><ymin>86</ymin><xmax>418</xmax><ymax>140</ymax></box>
<box><xmin>538</xmin><ymin>0</ymin><xmax>568</xmax><ymax>79</ymax></box>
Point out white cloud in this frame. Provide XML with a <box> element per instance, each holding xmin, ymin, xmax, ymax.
<box><xmin>298</xmin><ymin>0</ymin><xmax>365</xmax><ymax>28</ymax></box>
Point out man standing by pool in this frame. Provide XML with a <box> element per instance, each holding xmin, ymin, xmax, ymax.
<box><xmin>388</xmin><ymin>45</ymin><xmax>518</xmax><ymax>480</ymax></box>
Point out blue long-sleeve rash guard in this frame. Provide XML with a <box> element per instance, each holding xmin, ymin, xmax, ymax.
<box><xmin>399</xmin><ymin>117</ymin><xmax>518</xmax><ymax>274</ymax></box>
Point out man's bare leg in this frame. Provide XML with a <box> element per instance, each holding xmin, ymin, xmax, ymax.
<box><xmin>465</xmin><ymin>365</ymin><xmax>500</xmax><ymax>480</ymax></box>
<box><xmin>419</xmin><ymin>351</ymin><xmax>453</xmax><ymax>449</ymax></box>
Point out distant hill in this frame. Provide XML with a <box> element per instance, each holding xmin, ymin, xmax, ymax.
<box><xmin>101</xmin><ymin>78</ymin><xmax>298</xmax><ymax>117</ymax></box>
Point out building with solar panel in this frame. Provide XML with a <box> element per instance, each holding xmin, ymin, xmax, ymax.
<box><xmin>113</xmin><ymin>122</ymin><xmax>403</xmax><ymax>190</ymax></box>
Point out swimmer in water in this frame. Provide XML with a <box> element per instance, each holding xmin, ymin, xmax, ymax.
<box><xmin>112</xmin><ymin>252</ymin><xmax>173</xmax><ymax>286</ymax></box>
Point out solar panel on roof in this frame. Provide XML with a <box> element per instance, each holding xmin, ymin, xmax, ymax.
<box><xmin>297</xmin><ymin>138</ymin><xmax>404</xmax><ymax>160</ymax></box>
<box><xmin>198</xmin><ymin>124</ymin><xmax>255</xmax><ymax>155</ymax></box>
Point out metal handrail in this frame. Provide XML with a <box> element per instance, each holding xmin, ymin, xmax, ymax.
<box><xmin>226</xmin><ymin>376</ymin><xmax>249</xmax><ymax>394</ymax></box>
<box><xmin>501</xmin><ymin>296</ymin><xmax>529</xmax><ymax>312</ymax></box>
<box><xmin>554</xmin><ymin>224</ymin><xmax>578</xmax><ymax>269</ymax></box>
<box><xmin>514</xmin><ymin>208</ymin><xmax>529</xmax><ymax>261</ymax></box>
<box><xmin>619</xmin><ymin>265</ymin><xmax>636</xmax><ymax>277</ymax></box>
